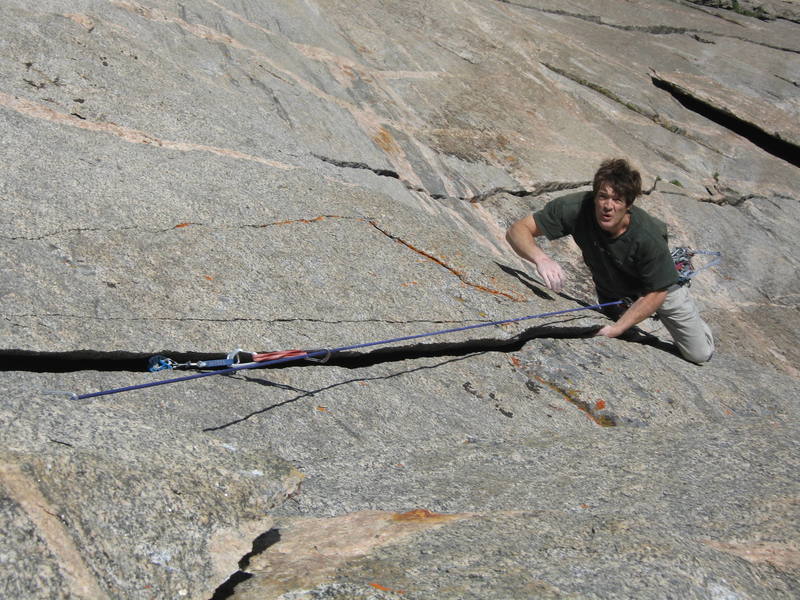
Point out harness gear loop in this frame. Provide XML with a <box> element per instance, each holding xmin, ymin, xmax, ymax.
<box><xmin>671</xmin><ymin>247</ymin><xmax>722</xmax><ymax>286</ymax></box>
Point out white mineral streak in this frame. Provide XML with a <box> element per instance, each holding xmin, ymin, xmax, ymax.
<box><xmin>0</xmin><ymin>91</ymin><xmax>297</xmax><ymax>170</ymax></box>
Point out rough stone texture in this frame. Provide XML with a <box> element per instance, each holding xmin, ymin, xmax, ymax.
<box><xmin>0</xmin><ymin>380</ymin><xmax>302</xmax><ymax>599</ymax></box>
<box><xmin>684</xmin><ymin>0</ymin><xmax>800</xmax><ymax>22</ymax></box>
<box><xmin>237</xmin><ymin>420</ymin><xmax>800</xmax><ymax>599</ymax></box>
<box><xmin>1</xmin><ymin>1</ymin><xmax>798</xmax><ymax>598</ymax></box>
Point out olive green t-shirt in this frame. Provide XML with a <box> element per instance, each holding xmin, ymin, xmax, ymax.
<box><xmin>533</xmin><ymin>191</ymin><xmax>678</xmax><ymax>299</ymax></box>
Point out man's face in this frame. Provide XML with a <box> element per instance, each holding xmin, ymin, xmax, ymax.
<box><xmin>594</xmin><ymin>182</ymin><xmax>629</xmax><ymax>236</ymax></box>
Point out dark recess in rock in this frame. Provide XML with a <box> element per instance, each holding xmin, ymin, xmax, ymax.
<box><xmin>210</xmin><ymin>529</ymin><xmax>281</xmax><ymax>600</ymax></box>
<box><xmin>652</xmin><ymin>75</ymin><xmax>800</xmax><ymax>168</ymax></box>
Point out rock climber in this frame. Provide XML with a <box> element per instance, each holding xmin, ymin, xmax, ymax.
<box><xmin>505</xmin><ymin>158</ymin><xmax>714</xmax><ymax>364</ymax></box>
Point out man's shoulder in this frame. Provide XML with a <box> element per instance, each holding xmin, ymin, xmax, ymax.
<box><xmin>630</xmin><ymin>205</ymin><xmax>668</xmax><ymax>240</ymax></box>
<box><xmin>550</xmin><ymin>190</ymin><xmax>593</xmax><ymax>207</ymax></box>
<box><xmin>534</xmin><ymin>190</ymin><xmax>593</xmax><ymax>240</ymax></box>
<box><xmin>540</xmin><ymin>190</ymin><xmax>593</xmax><ymax>221</ymax></box>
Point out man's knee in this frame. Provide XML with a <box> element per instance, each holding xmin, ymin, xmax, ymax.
<box><xmin>658</xmin><ymin>287</ymin><xmax>715</xmax><ymax>364</ymax></box>
<box><xmin>680</xmin><ymin>344</ymin><xmax>714</xmax><ymax>364</ymax></box>
<box><xmin>676</xmin><ymin>324</ymin><xmax>714</xmax><ymax>364</ymax></box>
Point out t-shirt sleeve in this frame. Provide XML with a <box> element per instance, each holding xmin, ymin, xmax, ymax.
<box><xmin>532</xmin><ymin>192</ymin><xmax>586</xmax><ymax>240</ymax></box>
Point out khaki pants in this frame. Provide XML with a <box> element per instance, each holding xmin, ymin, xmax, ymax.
<box><xmin>599</xmin><ymin>286</ymin><xmax>715</xmax><ymax>364</ymax></box>
<box><xmin>655</xmin><ymin>285</ymin><xmax>715</xmax><ymax>364</ymax></box>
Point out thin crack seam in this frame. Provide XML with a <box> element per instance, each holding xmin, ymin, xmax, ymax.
<box><xmin>314</xmin><ymin>152</ymin><xmax>587</xmax><ymax>202</ymax></box>
<box><xmin>496</xmin><ymin>0</ymin><xmax>800</xmax><ymax>53</ymax></box>
<box><xmin>0</xmin><ymin>224</ymin><xmax>189</xmax><ymax>241</ymax></box>
<box><xmin>1</xmin><ymin>218</ymin><xmax>362</xmax><ymax>240</ymax></box>
<box><xmin>203</xmin><ymin>352</ymin><xmax>490</xmax><ymax>432</ymax></box>
<box><xmin>6</xmin><ymin>215</ymin><xmax>524</xmax><ymax>303</ymax></box>
<box><xmin>3</xmin><ymin>313</ymin><xmax>486</xmax><ymax>325</ymax></box>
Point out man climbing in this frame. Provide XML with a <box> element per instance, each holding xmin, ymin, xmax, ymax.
<box><xmin>506</xmin><ymin>158</ymin><xmax>714</xmax><ymax>364</ymax></box>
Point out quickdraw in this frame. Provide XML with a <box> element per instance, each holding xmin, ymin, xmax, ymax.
<box><xmin>148</xmin><ymin>348</ymin><xmax>247</xmax><ymax>372</ymax></box>
<box><xmin>148</xmin><ymin>348</ymin><xmax>332</xmax><ymax>372</ymax></box>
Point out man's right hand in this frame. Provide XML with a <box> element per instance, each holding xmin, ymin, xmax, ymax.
<box><xmin>506</xmin><ymin>215</ymin><xmax>567</xmax><ymax>293</ymax></box>
<box><xmin>535</xmin><ymin>256</ymin><xmax>565</xmax><ymax>293</ymax></box>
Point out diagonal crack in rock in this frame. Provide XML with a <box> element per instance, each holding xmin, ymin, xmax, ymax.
<box><xmin>312</xmin><ymin>152</ymin><xmax>588</xmax><ymax>203</ymax></box>
<box><xmin>651</xmin><ymin>73</ymin><xmax>800</xmax><ymax>168</ymax></box>
<box><xmin>541</xmin><ymin>63</ymin><xmax>725</xmax><ymax>155</ymax></box>
<box><xmin>367</xmin><ymin>221</ymin><xmax>524</xmax><ymax>301</ymax></box>
<box><xmin>496</xmin><ymin>0</ymin><xmax>800</xmax><ymax>52</ymax></box>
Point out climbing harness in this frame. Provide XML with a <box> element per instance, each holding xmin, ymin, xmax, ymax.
<box><xmin>66</xmin><ymin>300</ymin><xmax>627</xmax><ymax>401</ymax></box>
<box><xmin>671</xmin><ymin>247</ymin><xmax>722</xmax><ymax>286</ymax></box>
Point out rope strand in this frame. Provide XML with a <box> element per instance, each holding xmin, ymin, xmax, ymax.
<box><xmin>73</xmin><ymin>300</ymin><xmax>623</xmax><ymax>400</ymax></box>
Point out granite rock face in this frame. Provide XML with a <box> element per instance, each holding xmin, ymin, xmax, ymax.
<box><xmin>1</xmin><ymin>1</ymin><xmax>798</xmax><ymax>598</ymax></box>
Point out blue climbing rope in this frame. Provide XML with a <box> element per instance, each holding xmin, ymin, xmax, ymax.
<box><xmin>70</xmin><ymin>300</ymin><xmax>624</xmax><ymax>401</ymax></box>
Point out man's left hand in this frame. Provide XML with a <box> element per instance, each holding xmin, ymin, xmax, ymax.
<box><xmin>595</xmin><ymin>324</ymin><xmax>623</xmax><ymax>338</ymax></box>
<box><xmin>594</xmin><ymin>290</ymin><xmax>668</xmax><ymax>340</ymax></box>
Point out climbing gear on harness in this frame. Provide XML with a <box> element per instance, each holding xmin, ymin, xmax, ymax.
<box><xmin>147</xmin><ymin>348</ymin><xmax>247</xmax><ymax>372</ymax></box>
<box><xmin>671</xmin><ymin>247</ymin><xmax>721</xmax><ymax>286</ymax></box>
<box><xmin>69</xmin><ymin>300</ymin><xmax>626</xmax><ymax>400</ymax></box>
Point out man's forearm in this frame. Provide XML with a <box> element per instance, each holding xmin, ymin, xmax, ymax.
<box><xmin>597</xmin><ymin>289</ymin><xmax>668</xmax><ymax>337</ymax></box>
<box><xmin>506</xmin><ymin>221</ymin><xmax>548</xmax><ymax>265</ymax></box>
<box><xmin>506</xmin><ymin>215</ymin><xmax>566</xmax><ymax>292</ymax></box>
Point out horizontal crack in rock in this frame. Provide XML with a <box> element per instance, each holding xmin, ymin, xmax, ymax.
<box><xmin>1</xmin><ymin>321</ymin><xmax>602</xmax><ymax>374</ymax></box>
<box><xmin>466</xmin><ymin>181</ymin><xmax>591</xmax><ymax>203</ymax></box>
<box><xmin>3</xmin><ymin>313</ymin><xmax>472</xmax><ymax>326</ymax></box>
<box><xmin>312</xmin><ymin>153</ymin><xmax>400</xmax><ymax>179</ymax></box>
<box><xmin>698</xmin><ymin>192</ymin><xmax>763</xmax><ymax>206</ymax></box>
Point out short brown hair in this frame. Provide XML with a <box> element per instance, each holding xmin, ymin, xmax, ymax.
<box><xmin>593</xmin><ymin>158</ymin><xmax>642</xmax><ymax>206</ymax></box>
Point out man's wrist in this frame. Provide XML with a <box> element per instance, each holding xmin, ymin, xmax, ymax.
<box><xmin>609</xmin><ymin>322</ymin><xmax>628</xmax><ymax>337</ymax></box>
<box><xmin>532</xmin><ymin>253</ymin><xmax>550</xmax><ymax>267</ymax></box>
